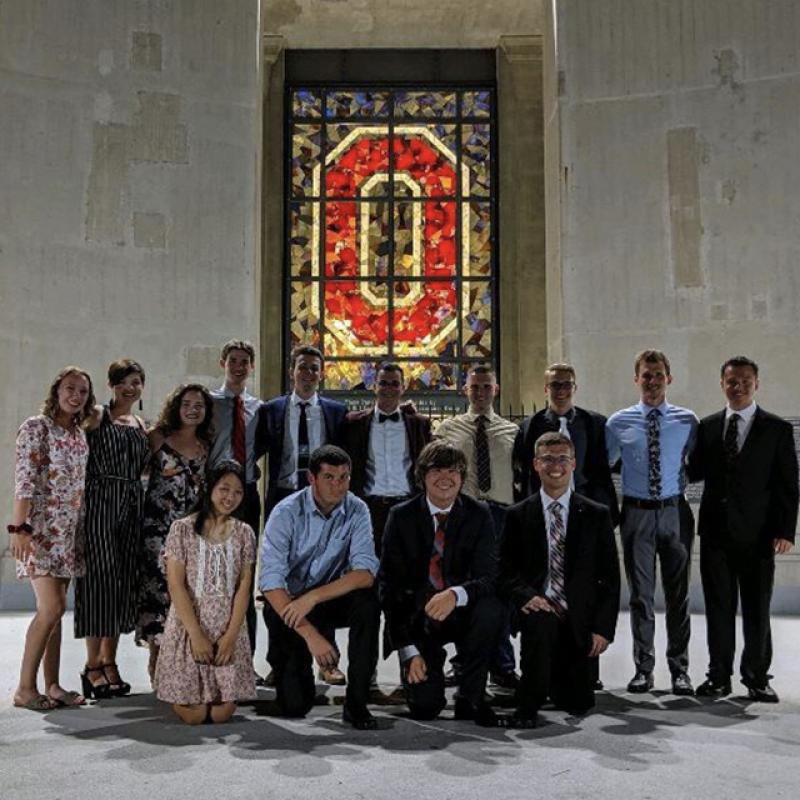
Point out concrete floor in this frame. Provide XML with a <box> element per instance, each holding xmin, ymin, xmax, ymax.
<box><xmin>1</xmin><ymin>612</ymin><xmax>799</xmax><ymax>800</ymax></box>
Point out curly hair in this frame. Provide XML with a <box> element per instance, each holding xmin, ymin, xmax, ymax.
<box><xmin>152</xmin><ymin>383</ymin><xmax>215</xmax><ymax>445</ymax></box>
<box><xmin>41</xmin><ymin>366</ymin><xmax>96</xmax><ymax>426</ymax></box>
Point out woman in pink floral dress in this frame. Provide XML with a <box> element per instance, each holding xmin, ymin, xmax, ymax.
<box><xmin>9</xmin><ymin>366</ymin><xmax>95</xmax><ymax>711</ymax></box>
<box><xmin>155</xmin><ymin>461</ymin><xmax>256</xmax><ymax>724</ymax></box>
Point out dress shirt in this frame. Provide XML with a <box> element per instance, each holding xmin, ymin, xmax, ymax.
<box><xmin>209</xmin><ymin>385</ymin><xmax>261</xmax><ymax>483</ymax></box>
<box><xmin>606</xmin><ymin>400</ymin><xmax>698</xmax><ymax>500</ymax></box>
<box><xmin>277</xmin><ymin>392</ymin><xmax>325</xmax><ymax>490</ymax></box>
<box><xmin>365</xmin><ymin>405</ymin><xmax>412</xmax><ymax>497</ymax></box>
<box><xmin>724</xmin><ymin>402</ymin><xmax>757</xmax><ymax>451</ymax></box>
<box><xmin>397</xmin><ymin>497</ymin><xmax>469</xmax><ymax>663</ymax></box>
<box><xmin>545</xmin><ymin>408</ymin><xmax>588</xmax><ymax>490</ymax></box>
<box><xmin>540</xmin><ymin>487</ymin><xmax>571</xmax><ymax>608</ymax></box>
<box><xmin>259</xmin><ymin>487</ymin><xmax>379</xmax><ymax>596</ymax></box>
<box><xmin>435</xmin><ymin>409</ymin><xmax>518</xmax><ymax>505</ymax></box>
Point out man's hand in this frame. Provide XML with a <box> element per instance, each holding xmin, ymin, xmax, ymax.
<box><xmin>588</xmin><ymin>633</ymin><xmax>609</xmax><ymax>658</ymax></box>
<box><xmin>774</xmin><ymin>538</ymin><xmax>794</xmax><ymax>555</ymax></box>
<box><xmin>10</xmin><ymin>532</ymin><xmax>34</xmax><ymax>563</ymax></box>
<box><xmin>404</xmin><ymin>655</ymin><xmax>428</xmax><ymax>684</ymax></box>
<box><xmin>189</xmin><ymin>631</ymin><xmax>214</xmax><ymax>665</ymax></box>
<box><xmin>424</xmin><ymin>589</ymin><xmax>457</xmax><ymax>622</ymax></box>
<box><xmin>281</xmin><ymin>591</ymin><xmax>318</xmax><ymax>629</ymax></box>
<box><xmin>304</xmin><ymin>629</ymin><xmax>338</xmax><ymax>668</ymax></box>
<box><xmin>214</xmin><ymin>632</ymin><xmax>236</xmax><ymax>666</ymax></box>
<box><xmin>521</xmin><ymin>595</ymin><xmax>554</xmax><ymax>615</ymax></box>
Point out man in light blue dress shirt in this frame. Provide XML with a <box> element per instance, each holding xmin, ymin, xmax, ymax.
<box><xmin>259</xmin><ymin>445</ymin><xmax>380</xmax><ymax>729</ymax></box>
<box><xmin>606</xmin><ymin>349</ymin><xmax>698</xmax><ymax>696</ymax></box>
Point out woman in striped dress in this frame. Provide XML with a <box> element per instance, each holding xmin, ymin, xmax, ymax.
<box><xmin>74</xmin><ymin>359</ymin><xmax>150</xmax><ymax>698</ymax></box>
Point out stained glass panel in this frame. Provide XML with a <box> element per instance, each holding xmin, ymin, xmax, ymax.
<box><xmin>324</xmin><ymin>361</ymin><xmax>377</xmax><ymax>391</ymax></box>
<box><xmin>292</xmin><ymin>90</ymin><xmax>322</xmax><ymax>118</ymax></box>
<box><xmin>404</xmin><ymin>362</ymin><xmax>457</xmax><ymax>391</ymax></box>
<box><xmin>292</xmin><ymin>125</ymin><xmax>321</xmax><ymax>197</ymax></box>
<box><xmin>462</xmin><ymin>281</ymin><xmax>492</xmax><ymax>358</ymax></box>
<box><xmin>392</xmin><ymin>125</ymin><xmax>457</xmax><ymax>197</ymax></box>
<box><xmin>395</xmin><ymin>91</ymin><xmax>457</xmax><ymax>118</ymax></box>
<box><xmin>289</xmin><ymin>282</ymin><xmax>320</xmax><ymax>347</ymax></box>
<box><xmin>463</xmin><ymin>91</ymin><xmax>491</xmax><ymax>118</ymax></box>
<box><xmin>290</xmin><ymin>204</ymin><xmax>313</xmax><ymax>278</ymax></box>
<box><xmin>324</xmin><ymin>281</ymin><xmax>390</xmax><ymax>351</ymax></box>
<box><xmin>326</xmin><ymin>124</ymin><xmax>390</xmax><ymax>197</ymax></box>
<box><xmin>326</xmin><ymin>91</ymin><xmax>389</xmax><ymax>118</ymax></box>
<box><xmin>325</xmin><ymin>201</ymin><xmax>389</xmax><ymax>278</ymax></box>
<box><xmin>462</xmin><ymin>124</ymin><xmax>491</xmax><ymax>196</ymax></box>
<box><xmin>393</xmin><ymin>281</ymin><xmax>458</xmax><ymax>356</ymax></box>
<box><xmin>468</xmin><ymin>202</ymin><xmax>491</xmax><ymax>276</ymax></box>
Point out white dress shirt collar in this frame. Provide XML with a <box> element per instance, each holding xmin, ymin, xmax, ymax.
<box><xmin>725</xmin><ymin>402</ymin><xmax>757</xmax><ymax>423</ymax></box>
<box><xmin>540</xmin><ymin>486</ymin><xmax>572</xmax><ymax>512</ymax></box>
<box><xmin>291</xmin><ymin>391</ymin><xmax>319</xmax><ymax>407</ymax></box>
<box><xmin>426</xmin><ymin>497</ymin><xmax>455</xmax><ymax>516</ymax></box>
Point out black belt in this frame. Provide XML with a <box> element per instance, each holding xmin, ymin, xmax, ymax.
<box><xmin>365</xmin><ymin>494</ymin><xmax>410</xmax><ymax>505</ymax></box>
<box><xmin>623</xmin><ymin>495</ymin><xmax>680</xmax><ymax>510</ymax></box>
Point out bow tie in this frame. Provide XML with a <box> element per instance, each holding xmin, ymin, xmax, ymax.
<box><xmin>378</xmin><ymin>412</ymin><xmax>401</xmax><ymax>423</ymax></box>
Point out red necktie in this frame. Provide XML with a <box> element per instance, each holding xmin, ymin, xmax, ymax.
<box><xmin>428</xmin><ymin>512</ymin><xmax>448</xmax><ymax>592</ymax></box>
<box><xmin>232</xmin><ymin>394</ymin><xmax>246</xmax><ymax>469</ymax></box>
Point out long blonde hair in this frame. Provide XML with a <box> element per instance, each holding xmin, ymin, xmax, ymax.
<box><xmin>41</xmin><ymin>366</ymin><xmax>96</xmax><ymax>426</ymax></box>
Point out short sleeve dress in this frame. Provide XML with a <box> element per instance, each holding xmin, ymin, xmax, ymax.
<box><xmin>14</xmin><ymin>415</ymin><xmax>89</xmax><ymax>579</ymax></box>
<box><xmin>155</xmin><ymin>516</ymin><xmax>256</xmax><ymax>705</ymax></box>
<box><xmin>135</xmin><ymin>443</ymin><xmax>207</xmax><ymax>646</ymax></box>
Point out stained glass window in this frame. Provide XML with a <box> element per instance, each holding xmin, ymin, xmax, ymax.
<box><xmin>286</xmin><ymin>86</ymin><xmax>496</xmax><ymax>396</ymax></box>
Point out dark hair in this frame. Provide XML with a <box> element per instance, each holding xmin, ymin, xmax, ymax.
<box><xmin>377</xmin><ymin>361</ymin><xmax>404</xmax><ymax>381</ymax></box>
<box><xmin>466</xmin><ymin>364</ymin><xmax>496</xmax><ymax>380</ymax></box>
<box><xmin>545</xmin><ymin>363</ymin><xmax>576</xmax><ymax>381</ymax></box>
<box><xmin>220</xmin><ymin>339</ymin><xmax>255</xmax><ymax>364</ymax></box>
<box><xmin>153</xmin><ymin>383</ymin><xmax>215</xmax><ymax>445</ymax></box>
<box><xmin>192</xmin><ymin>460</ymin><xmax>245</xmax><ymax>536</ymax></box>
<box><xmin>290</xmin><ymin>345</ymin><xmax>324</xmax><ymax>369</ymax></box>
<box><xmin>308</xmin><ymin>445</ymin><xmax>351</xmax><ymax>476</ymax></box>
<box><xmin>721</xmin><ymin>355</ymin><xmax>759</xmax><ymax>378</ymax></box>
<box><xmin>415</xmin><ymin>441</ymin><xmax>468</xmax><ymax>487</ymax></box>
<box><xmin>107</xmin><ymin>358</ymin><xmax>146</xmax><ymax>386</ymax></box>
<box><xmin>534</xmin><ymin>431</ymin><xmax>575</xmax><ymax>456</ymax></box>
<box><xmin>634</xmin><ymin>349</ymin><xmax>671</xmax><ymax>377</ymax></box>
<box><xmin>41</xmin><ymin>366</ymin><xmax>96</xmax><ymax>426</ymax></box>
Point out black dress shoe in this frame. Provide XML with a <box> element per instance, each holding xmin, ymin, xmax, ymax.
<box><xmin>627</xmin><ymin>671</ymin><xmax>654</xmax><ymax>693</ymax></box>
<box><xmin>444</xmin><ymin>666</ymin><xmax>460</xmax><ymax>687</ymax></box>
<box><xmin>695</xmin><ymin>678</ymin><xmax>732</xmax><ymax>697</ymax></box>
<box><xmin>453</xmin><ymin>698</ymin><xmax>508</xmax><ymax>728</ymax></box>
<box><xmin>746</xmin><ymin>684</ymin><xmax>779</xmax><ymax>703</ymax></box>
<box><xmin>343</xmin><ymin>705</ymin><xmax>378</xmax><ymax>730</ymax></box>
<box><xmin>671</xmin><ymin>673</ymin><xmax>695</xmax><ymax>696</ymax></box>
<box><xmin>593</xmin><ymin>679</ymin><xmax>604</xmax><ymax>691</ymax></box>
<box><xmin>509</xmin><ymin>708</ymin><xmax>538</xmax><ymax>729</ymax></box>
<box><xmin>489</xmin><ymin>670</ymin><xmax>521</xmax><ymax>691</ymax></box>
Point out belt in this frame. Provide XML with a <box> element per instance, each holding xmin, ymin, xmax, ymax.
<box><xmin>365</xmin><ymin>494</ymin><xmax>410</xmax><ymax>505</ymax></box>
<box><xmin>623</xmin><ymin>495</ymin><xmax>680</xmax><ymax>510</ymax></box>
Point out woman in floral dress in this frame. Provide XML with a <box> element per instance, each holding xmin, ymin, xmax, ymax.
<box><xmin>10</xmin><ymin>366</ymin><xmax>95</xmax><ymax>710</ymax></box>
<box><xmin>136</xmin><ymin>384</ymin><xmax>214</xmax><ymax>681</ymax></box>
<box><xmin>155</xmin><ymin>461</ymin><xmax>256</xmax><ymax>724</ymax></box>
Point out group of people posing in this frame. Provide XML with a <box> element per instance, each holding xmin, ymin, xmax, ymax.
<box><xmin>8</xmin><ymin>342</ymin><xmax>798</xmax><ymax>730</ymax></box>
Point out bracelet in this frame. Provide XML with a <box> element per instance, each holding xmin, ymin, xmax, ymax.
<box><xmin>7</xmin><ymin>523</ymin><xmax>33</xmax><ymax>535</ymax></box>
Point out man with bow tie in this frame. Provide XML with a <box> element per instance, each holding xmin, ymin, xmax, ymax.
<box><xmin>343</xmin><ymin>362</ymin><xmax>432</xmax><ymax>555</ymax></box>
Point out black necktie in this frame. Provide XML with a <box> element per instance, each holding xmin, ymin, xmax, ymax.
<box><xmin>378</xmin><ymin>412</ymin><xmax>400</xmax><ymax>423</ymax></box>
<box><xmin>647</xmin><ymin>408</ymin><xmax>662</xmax><ymax>499</ymax></box>
<box><xmin>724</xmin><ymin>413</ymin><xmax>740</xmax><ymax>467</ymax></box>
<box><xmin>297</xmin><ymin>402</ymin><xmax>310</xmax><ymax>488</ymax></box>
<box><xmin>475</xmin><ymin>415</ymin><xmax>491</xmax><ymax>492</ymax></box>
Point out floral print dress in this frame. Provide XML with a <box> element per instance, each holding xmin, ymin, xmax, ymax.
<box><xmin>14</xmin><ymin>415</ymin><xmax>89</xmax><ymax>579</ymax></box>
<box><xmin>155</xmin><ymin>516</ymin><xmax>256</xmax><ymax>705</ymax></box>
<box><xmin>136</xmin><ymin>442</ymin><xmax>206</xmax><ymax>645</ymax></box>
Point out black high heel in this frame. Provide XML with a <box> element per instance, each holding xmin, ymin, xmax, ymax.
<box><xmin>102</xmin><ymin>662</ymin><xmax>131</xmax><ymax>697</ymax></box>
<box><xmin>81</xmin><ymin>666</ymin><xmax>112</xmax><ymax>700</ymax></box>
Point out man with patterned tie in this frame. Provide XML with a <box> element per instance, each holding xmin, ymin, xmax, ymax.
<box><xmin>500</xmin><ymin>432</ymin><xmax>620</xmax><ymax>726</ymax></box>
<box><xmin>379</xmin><ymin>441</ymin><xmax>507</xmax><ymax>727</ymax></box>
<box><xmin>688</xmin><ymin>356</ymin><xmax>798</xmax><ymax>702</ymax></box>
<box><xmin>606</xmin><ymin>350</ymin><xmax>698</xmax><ymax>695</ymax></box>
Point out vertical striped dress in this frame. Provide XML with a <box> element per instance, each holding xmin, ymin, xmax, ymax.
<box><xmin>74</xmin><ymin>407</ymin><xmax>150</xmax><ymax>638</ymax></box>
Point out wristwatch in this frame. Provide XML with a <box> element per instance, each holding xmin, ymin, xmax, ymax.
<box><xmin>7</xmin><ymin>523</ymin><xmax>33</xmax><ymax>534</ymax></box>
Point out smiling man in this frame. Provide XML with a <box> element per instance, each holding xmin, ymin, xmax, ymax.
<box><xmin>378</xmin><ymin>441</ymin><xmax>506</xmax><ymax>727</ymax></box>
<box><xmin>606</xmin><ymin>350</ymin><xmax>698</xmax><ymax>696</ymax></box>
<box><xmin>500</xmin><ymin>432</ymin><xmax>619</xmax><ymax>726</ymax></box>
<box><xmin>688</xmin><ymin>356</ymin><xmax>798</xmax><ymax>702</ymax></box>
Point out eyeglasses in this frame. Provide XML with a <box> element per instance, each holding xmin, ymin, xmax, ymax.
<box><xmin>535</xmin><ymin>455</ymin><xmax>574</xmax><ymax>466</ymax></box>
<box><xmin>546</xmin><ymin>381</ymin><xmax>575</xmax><ymax>391</ymax></box>
<box><xmin>377</xmin><ymin>379</ymin><xmax>402</xmax><ymax>388</ymax></box>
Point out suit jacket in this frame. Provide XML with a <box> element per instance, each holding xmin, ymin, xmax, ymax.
<box><xmin>513</xmin><ymin>406</ymin><xmax>620</xmax><ymax>525</ymax></box>
<box><xmin>378</xmin><ymin>493</ymin><xmax>497</xmax><ymax>654</ymax></box>
<box><xmin>257</xmin><ymin>394</ymin><xmax>348</xmax><ymax>512</ymax></box>
<box><xmin>499</xmin><ymin>492</ymin><xmax>620</xmax><ymax>647</ymax></box>
<box><xmin>687</xmin><ymin>407</ymin><xmax>799</xmax><ymax>547</ymax></box>
<box><xmin>343</xmin><ymin>407</ymin><xmax>432</xmax><ymax>497</ymax></box>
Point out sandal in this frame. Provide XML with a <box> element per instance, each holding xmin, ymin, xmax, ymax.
<box><xmin>13</xmin><ymin>693</ymin><xmax>55</xmax><ymax>712</ymax></box>
<box><xmin>102</xmin><ymin>662</ymin><xmax>131</xmax><ymax>697</ymax></box>
<box><xmin>81</xmin><ymin>666</ymin><xmax>112</xmax><ymax>700</ymax></box>
<box><xmin>48</xmin><ymin>688</ymin><xmax>86</xmax><ymax>708</ymax></box>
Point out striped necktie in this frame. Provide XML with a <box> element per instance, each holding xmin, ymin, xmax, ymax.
<box><xmin>546</xmin><ymin>501</ymin><xmax>568</xmax><ymax>615</ymax></box>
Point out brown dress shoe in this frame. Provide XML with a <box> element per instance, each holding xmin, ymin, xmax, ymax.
<box><xmin>317</xmin><ymin>666</ymin><xmax>347</xmax><ymax>686</ymax></box>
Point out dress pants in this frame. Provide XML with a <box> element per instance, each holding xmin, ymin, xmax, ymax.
<box><xmin>620</xmin><ymin>499</ymin><xmax>694</xmax><ymax>676</ymax></box>
<box><xmin>263</xmin><ymin>588</ymin><xmax>380</xmax><ymax>717</ymax></box>
<box><xmin>364</xmin><ymin>495</ymin><xmax>410</xmax><ymax>557</ymax></box>
<box><xmin>516</xmin><ymin>611</ymin><xmax>593</xmax><ymax>714</ymax></box>
<box><xmin>241</xmin><ymin>482</ymin><xmax>262</xmax><ymax>654</ymax></box>
<box><xmin>401</xmin><ymin>596</ymin><xmax>504</xmax><ymax>719</ymax></box>
<box><xmin>700</xmin><ymin>536</ymin><xmax>775</xmax><ymax>689</ymax></box>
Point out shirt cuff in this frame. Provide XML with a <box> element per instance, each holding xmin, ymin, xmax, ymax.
<box><xmin>258</xmin><ymin>574</ymin><xmax>288</xmax><ymax>593</ymax></box>
<box><xmin>451</xmin><ymin>586</ymin><xmax>468</xmax><ymax>607</ymax></box>
<box><xmin>398</xmin><ymin>645</ymin><xmax>420</xmax><ymax>662</ymax></box>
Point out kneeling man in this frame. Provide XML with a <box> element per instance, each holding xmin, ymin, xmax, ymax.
<box><xmin>260</xmin><ymin>445</ymin><xmax>380</xmax><ymax>729</ymax></box>
<box><xmin>379</xmin><ymin>441</ymin><xmax>506</xmax><ymax>727</ymax></box>
<box><xmin>501</xmin><ymin>432</ymin><xmax>620</xmax><ymax>726</ymax></box>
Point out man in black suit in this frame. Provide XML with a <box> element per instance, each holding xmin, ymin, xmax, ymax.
<box><xmin>514</xmin><ymin>362</ymin><xmax>619</xmax><ymax>525</ymax></box>
<box><xmin>688</xmin><ymin>356</ymin><xmax>798</xmax><ymax>702</ymax></box>
<box><xmin>500</xmin><ymin>431</ymin><xmax>620</xmax><ymax>726</ymax></box>
<box><xmin>343</xmin><ymin>362</ymin><xmax>432</xmax><ymax>555</ymax></box>
<box><xmin>379</xmin><ymin>441</ymin><xmax>507</xmax><ymax>727</ymax></box>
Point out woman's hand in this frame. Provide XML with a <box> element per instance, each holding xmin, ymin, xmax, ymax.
<box><xmin>214</xmin><ymin>632</ymin><xmax>236</xmax><ymax>666</ymax></box>
<box><xmin>10</xmin><ymin>532</ymin><xmax>34</xmax><ymax>562</ymax></box>
<box><xmin>189</xmin><ymin>631</ymin><xmax>214</xmax><ymax>665</ymax></box>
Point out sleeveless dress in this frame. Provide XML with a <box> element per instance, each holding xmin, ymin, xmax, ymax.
<box><xmin>135</xmin><ymin>442</ymin><xmax>207</xmax><ymax>646</ymax></box>
<box><xmin>74</xmin><ymin>406</ymin><xmax>150</xmax><ymax>638</ymax></box>
<box><xmin>155</xmin><ymin>516</ymin><xmax>256</xmax><ymax>705</ymax></box>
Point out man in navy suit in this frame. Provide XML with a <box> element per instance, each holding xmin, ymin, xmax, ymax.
<box><xmin>688</xmin><ymin>356</ymin><xmax>798</xmax><ymax>702</ymax></box>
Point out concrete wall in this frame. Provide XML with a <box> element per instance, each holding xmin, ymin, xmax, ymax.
<box><xmin>0</xmin><ymin>0</ymin><xmax>260</xmax><ymax>606</ymax></box>
<box><xmin>554</xmin><ymin>0</ymin><xmax>800</xmax><ymax>419</ymax></box>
